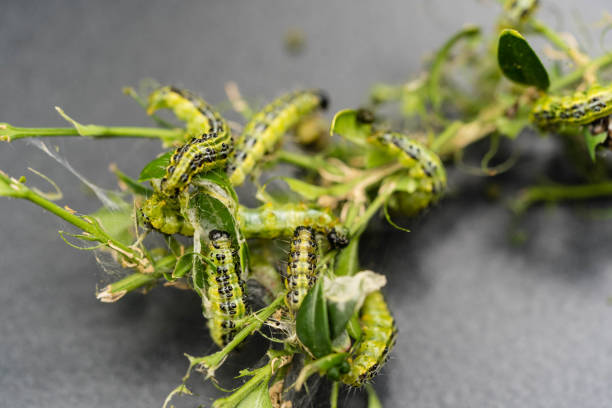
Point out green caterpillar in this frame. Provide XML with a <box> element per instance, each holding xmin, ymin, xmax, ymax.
<box><xmin>370</xmin><ymin>131</ymin><xmax>447</xmax><ymax>215</ymax></box>
<box><xmin>205</xmin><ymin>230</ymin><xmax>249</xmax><ymax>347</ymax></box>
<box><xmin>147</xmin><ymin>87</ymin><xmax>234</xmax><ymax>196</ymax></box>
<box><xmin>341</xmin><ymin>291</ymin><xmax>397</xmax><ymax>387</ymax></box>
<box><xmin>228</xmin><ymin>89</ymin><xmax>328</xmax><ymax>186</ymax></box>
<box><xmin>530</xmin><ymin>84</ymin><xmax>612</xmax><ymax>128</ymax></box>
<box><xmin>140</xmin><ymin>193</ymin><xmax>194</xmax><ymax>236</ymax></box>
<box><xmin>284</xmin><ymin>226</ymin><xmax>318</xmax><ymax>312</ymax></box>
<box><xmin>238</xmin><ymin>203</ymin><xmax>349</xmax><ymax>248</ymax></box>
<box><xmin>147</xmin><ymin>86</ymin><xmax>228</xmax><ymax>137</ymax></box>
<box><xmin>159</xmin><ymin>133</ymin><xmax>233</xmax><ymax>196</ymax></box>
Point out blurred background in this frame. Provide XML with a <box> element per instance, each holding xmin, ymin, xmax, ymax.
<box><xmin>1</xmin><ymin>0</ymin><xmax>612</xmax><ymax>407</ymax></box>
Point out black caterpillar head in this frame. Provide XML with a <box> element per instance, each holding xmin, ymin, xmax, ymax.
<box><xmin>327</xmin><ymin>227</ymin><xmax>349</xmax><ymax>249</ymax></box>
<box><xmin>209</xmin><ymin>230</ymin><xmax>230</xmax><ymax>241</ymax></box>
<box><xmin>356</xmin><ymin>108</ymin><xmax>375</xmax><ymax>124</ymax></box>
<box><xmin>316</xmin><ymin>89</ymin><xmax>329</xmax><ymax>110</ymax></box>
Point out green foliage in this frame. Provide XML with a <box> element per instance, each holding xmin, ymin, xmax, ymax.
<box><xmin>138</xmin><ymin>151</ymin><xmax>172</xmax><ymax>181</ymax></box>
<box><xmin>330</xmin><ymin>109</ymin><xmax>373</xmax><ymax>145</ymax></box>
<box><xmin>497</xmin><ymin>29</ymin><xmax>550</xmax><ymax>90</ymax></box>
<box><xmin>5</xmin><ymin>4</ymin><xmax>612</xmax><ymax>407</ymax></box>
<box><xmin>296</xmin><ymin>279</ymin><xmax>333</xmax><ymax>358</ymax></box>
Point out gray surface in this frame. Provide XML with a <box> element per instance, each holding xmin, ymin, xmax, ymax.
<box><xmin>1</xmin><ymin>1</ymin><xmax>612</xmax><ymax>407</ymax></box>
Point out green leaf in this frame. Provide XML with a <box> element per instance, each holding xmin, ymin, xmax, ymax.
<box><xmin>55</xmin><ymin>107</ymin><xmax>106</xmax><ymax>136</ymax></box>
<box><xmin>296</xmin><ymin>279</ymin><xmax>333</xmax><ymax>358</ymax></box>
<box><xmin>366</xmin><ymin>384</ymin><xmax>383</xmax><ymax>408</ymax></box>
<box><xmin>173</xmin><ymin>252</ymin><xmax>196</xmax><ymax>278</ymax></box>
<box><xmin>330</xmin><ymin>109</ymin><xmax>372</xmax><ymax>146</ymax></box>
<box><xmin>111</xmin><ymin>166</ymin><xmax>153</xmax><ymax>196</ymax></box>
<box><xmin>193</xmin><ymin>169</ymin><xmax>239</xmax><ymax>205</ymax></box>
<box><xmin>584</xmin><ymin>129</ymin><xmax>608</xmax><ymax>162</ymax></box>
<box><xmin>191</xmin><ymin>256</ymin><xmax>206</xmax><ymax>296</ymax></box>
<box><xmin>89</xmin><ymin>207</ymin><xmax>134</xmax><ymax>245</ymax></box>
<box><xmin>346</xmin><ymin>313</ymin><xmax>362</xmax><ymax>341</ymax></box>
<box><xmin>294</xmin><ymin>352</ymin><xmax>348</xmax><ymax>390</ymax></box>
<box><xmin>235</xmin><ymin>380</ymin><xmax>273</xmax><ymax>408</ymax></box>
<box><xmin>138</xmin><ymin>151</ymin><xmax>172</xmax><ymax>182</ymax></box>
<box><xmin>497</xmin><ymin>29</ymin><xmax>550</xmax><ymax>90</ymax></box>
<box><xmin>188</xmin><ymin>191</ymin><xmax>237</xmax><ymax>238</ymax></box>
<box><xmin>281</xmin><ymin>177</ymin><xmax>327</xmax><ymax>201</ymax></box>
<box><xmin>324</xmin><ymin>271</ymin><xmax>387</xmax><ymax>340</ymax></box>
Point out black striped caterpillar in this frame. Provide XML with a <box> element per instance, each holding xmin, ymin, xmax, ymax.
<box><xmin>530</xmin><ymin>84</ymin><xmax>612</xmax><ymax>128</ymax></box>
<box><xmin>140</xmin><ymin>193</ymin><xmax>194</xmax><ymax>236</ymax></box>
<box><xmin>369</xmin><ymin>131</ymin><xmax>447</xmax><ymax>215</ymax></box>
<box><xmin>205</xmin><ymin>230</ymin><xmax>248</xmax><ymax>347</ymax></box>
<box><xmin>237</xmin><ymin>203</ymin><xmax>349</xmax><ymax>248</ymax></box>
<box><xmin>284</xmin><ymin>226</ymin><xmax>318</xmax><ymax>312</ymax></box>
<box><xmin>147</xmin><ymin>86</ymin><xmax>234</xmax><ymax>196</ymax></box>
<box><xmin>341</xmin><ymin>291</ymin><xmax>397</xmax><ymax>387</ymax></box>
<box><xmin>159</xmin><ymin>133</ymin><xmax>233</xmax><ymax>196</ymax></box>
<box><xmin>147</xmin><ymin>86</ymin><xmax>228</xmax><ymax>138</ymax></box>
<box><xmin>228</xmin><ymin>89</ymin><xmax>328</xmax><ymax>186</ymax></box>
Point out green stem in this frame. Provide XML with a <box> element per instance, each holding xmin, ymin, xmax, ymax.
<box><xmin>212</xmin><ymin>364</ymin><xmax>273</xmax><ymax>408</ymax></box>
<box><xmin>550</xmin><ymin>52</ymin><xmax>612</xmax><ymax>92</ymax></box>
<box><xmin>0</xmin><ymin>123</ymin><xmax>184</xmax><ymax>143</ymax></box>
<box><xmin>275</xmin><ymin>149</ymin><xmax>342</xmax><ymax>175</ymax></box>
<box><xmin>350</xmin><ymin>190</ymin><xmax>392</xmax><ymax>236</ymax></box>
<box><xmin>366</xmin><ymin>384</ymin><xmax>383</xmax><ymax>408</ymax></box>
<box><xmin>430</xmin><ymin>120</ymin><xmax>463</xmax><ymax>153</ymax></box>
<box><xmin>330</xmin><ymin>381</ymin><xmax>339</xmax><ymax>408</ymax></box>
<box><xmin>184</xmin><ymin>294</ymin><xmax>286</xmax><ymax>378</ymax></box>
<box><xmin>511</xmin><ymin>181</ymin><xmax>612</xmax><ymax>214</ymax></box>
<box><xmin>0</xmin><ymin>172</ymin><xmax>145</xmax><ymax>266</ymax></box>
<box><xmin>96</xmin><ymin>273</ymin><xmax>159</xmax><ymax>302</ymax></box>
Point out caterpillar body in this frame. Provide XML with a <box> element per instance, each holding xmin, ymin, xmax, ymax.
<box><xmin>530</xmin><ymin>84</ymin><xmax>612</xmax><ymax>128</ymax></box>
<box><xmin>160</xmin><ymin>132</ymin><xmax>233</xmax><ymax>196</ymax></box>
<box><xmin>206</xmin><ymin>230</ymin><xmax>249</xmax><ymax>347</ymax></box>
<box><xmin>146</xmin><ymin>86</ymin><xmax>234</xmax><ymax>196</ymax></box>
<box><xmin>147</xmin><ymin>86</ymin><xmax>228</xmax><ymax>138</ymax></box>
<box><xmin>140</xmin><ymin>193</ymin><xmax>194</xmax><ymax>236</ymax></box>
<box><xmin>228</xmin><ymin>89</ymin><xmax>328</xmax><ymax>186</ymax></box>
<box><xmin>284</xmin><ymin>226</ymin><xmax>318</xmax><ymax>312</ymax></box>
<box><xmin>370</xmin><ymin>131</ymin><xmax>446</xmax><ymax>215</ymax></box>
<box><xmin>238</xmin><ymin>203</ymin><xmax>349</xmax><ymax>248</ymax></box>
<box><xmin>341</xmin><ymin>291</ymin><xmax>397</xmax><ymax>387</ymax></box>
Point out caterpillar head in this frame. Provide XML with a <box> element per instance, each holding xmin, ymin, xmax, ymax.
<box><xmin>315</xmin><ymin>89</ymin><xmax>329</xmax><ymax>110</ymax></box>
<box><xmin>327</xmin><ymin>227</ymin><xmax>350</xmax><ymax>249</ymax></box>
<box><xmin>209</xmin><ymin>230</ymin><xmax>231</xmax><ymax>241</ymax></box>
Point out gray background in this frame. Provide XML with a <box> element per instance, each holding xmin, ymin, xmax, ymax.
<box><xmin>1</xmin><ymin>1</ymin><xmax>612</xmax><ymax>407</ymax></box>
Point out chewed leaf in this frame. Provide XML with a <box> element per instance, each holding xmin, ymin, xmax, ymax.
<box><xmin>498</xmin><ymin>29</ymin><xmax>549</xmax><ymax>90</ymax></box>
<box><xmin>55</xmin><ymin>106</ymin><xmax>105</xmax><ymax>136</ymax></box>
<box><xmin>330</xmin><ymin>109</ymin><xmax>372</xmax><ymax>146</ymax></box>
<box><xmin>188</xmin><ymin>191</ymin><xmax>237</xmax><ymax>241</ymax></box>
<box><xmin>139</xmin><ymin>151</ymin><xmax>172</xmax><ymax>181</ymax></box>
<box><xmin>584</xmin><ymin>129</ymin><xmax>608</xmax><ymax>162</ymax></box>
<box><xmin>324</xmin><ymin>271</ymin><xmax>387</xmax><ymax>340</ymax></box>
<box><xmin>296</xmin><ymin>279</ymin><xmax>333</xmax><ymax>358</ymax></box>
